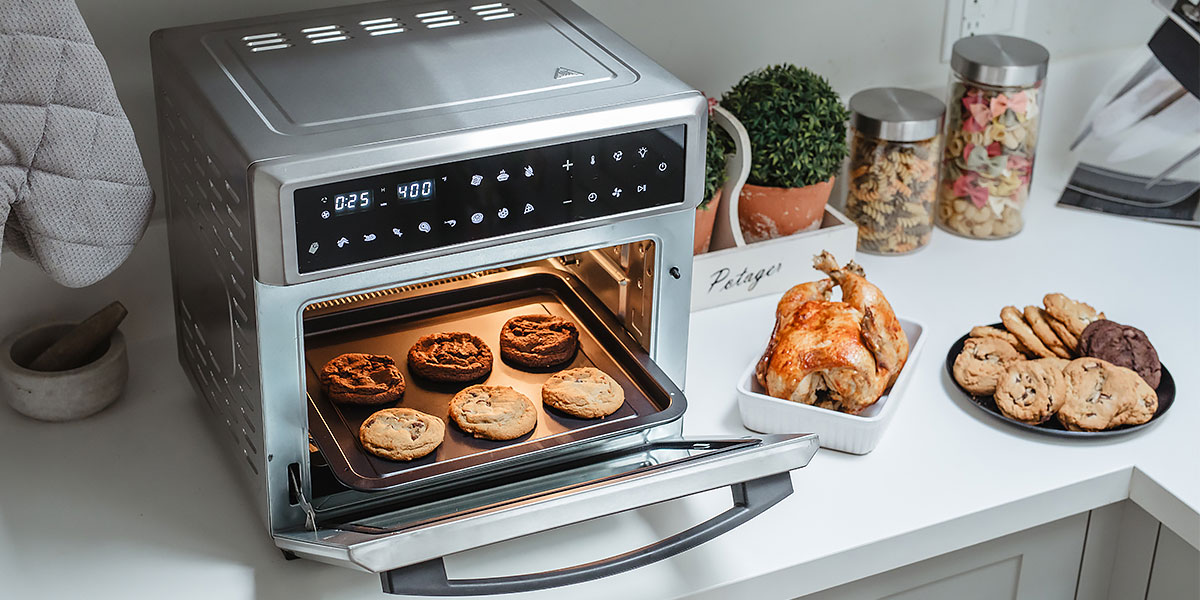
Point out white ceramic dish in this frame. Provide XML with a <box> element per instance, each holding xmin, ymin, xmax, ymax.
<box><xmin>737</xmin><ymin>318</ymin><xmax>925</xmax><ymax>455</ymax></box>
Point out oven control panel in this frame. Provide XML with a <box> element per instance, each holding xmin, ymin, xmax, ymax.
<box><xmin>293</xmin><ymin>124</ymin><xmax>687</xmax><ymax>274</ymax></box>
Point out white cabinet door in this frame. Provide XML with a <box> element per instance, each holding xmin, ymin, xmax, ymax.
<box><xmin>1146</xmin><ymin>526</ymin><xmax>1200</xmax><ymax>600</ymax></box>
<box><xmin>798</xmin><ymin>513</ymin><xmax>1088</xmax><ymax>600</ymax></box>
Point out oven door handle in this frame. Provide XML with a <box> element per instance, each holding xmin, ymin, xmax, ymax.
<box><xmin>379</xmin><ymin>471</ymin><xmax>790</xmax><ymax>596</ymax></box>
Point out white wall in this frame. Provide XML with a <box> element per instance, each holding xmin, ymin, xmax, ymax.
<box><xmin>68</xmin><ymin>0</ymin><xmax>1165</xmax><ymax>202</ymax></box>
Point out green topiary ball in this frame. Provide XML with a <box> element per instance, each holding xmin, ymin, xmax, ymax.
<box><xmin>721</xmin><ymin>64</ymin><xmax>849</xmax><ymax>189</ymax></box>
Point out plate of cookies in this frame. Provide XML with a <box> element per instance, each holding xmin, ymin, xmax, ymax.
<box><xmin>947</xmin><ymin>293</ymin><xmax>1174</xmax><ymax>437</ymax></box>
<box><xmin>303</xmin><ymin>271</ymin><xmax>683</xmax><ymax>491</ymax></box>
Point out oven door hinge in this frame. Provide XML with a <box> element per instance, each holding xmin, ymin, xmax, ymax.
<box><xmin>288</xmin><ymin>466</ymin><xmax>318</xmax><ymax>532</ymax></box>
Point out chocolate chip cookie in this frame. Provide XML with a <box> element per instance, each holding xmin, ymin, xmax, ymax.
<box><xmin>448</xmin><ymin>385</ymin><xmax>538</xmax><ymax>440</ymax></box>
<box><xmin>1107</xmin><ymin>365</ymin><xmax>1159</xmax><ymax>427</ymax></box>
<box><xmin>1047</xmin><ymin>317</ymin><xmax>1079</xmax><ymax>353</ymax></box>
<box><xmin>1023</xmin><ymin>305</ymin><xmax>1072</xmax><ymax>359</ymax></box>
<box><xmin>953</xmin><ymin>337</ymin><xmax>1024</xmax><ymax>395</ymax></box>
<box><xmin>1043</xmin><ymin>293</ymin><xmax>1105</xmax><ymax>338</ymax></box>
<box><xmin>407</xmin><ymin>332</ymin><xmax>493</xmax><ymax>382</ymax></box>
<box><xmin>1058</xmin><ymin>358</ymin><xmax>1130</xmax><ymax>431</ymax></box>
<box><xmin>1000</xmin><ymin>306</ymin><xmax>1055</xmax><ymax>359</ymax></box>
<box><xmin>1079</xmin><ymin>320</ymin><xmax>1162</xmax><ymax>389</ymax></box>
<box><xmin>970</xmin><ymin>325</ymin><xmax>1029</xmax><ymax>355</ymax></box>
<box><xmin>541</xmin><ymin>367</ymin><xmax>626</xmax><ymax>419</ymax></box>
<box><xmin>993</xmin><ymin>358</ymin><xmax>1069</xmax><ymax>424</ymax></box>
<box><xmin>359</xmin><ymin>408</ymin><xmax>445</xmax><ymax>461</ymax></box>
<box><xmin>499</xmin><ymin>314</ymin><xmax>580</xmax><ymax>369</ymax></box>
<box><xmin>320</xmin><ymin>353</ymin><xmax>406</xmax><ymax>405</ymax></box>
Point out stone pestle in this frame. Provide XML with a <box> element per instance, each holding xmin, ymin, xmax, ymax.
<box><xmin>28</xmin><ymin>302</ymin><xmax>128</xmax><ymax>372</ymax></box>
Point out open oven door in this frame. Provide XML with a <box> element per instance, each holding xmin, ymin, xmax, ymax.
<box><xmin>274</xmin><ymin>432</ymin><xmax>817</xmax><ymax>596</ymax></box>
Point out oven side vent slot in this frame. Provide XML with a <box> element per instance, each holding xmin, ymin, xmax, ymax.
<box><xmin>160</xmin><ymin>89</ymin><xmax>266</xmax><ymax>483</ymax></box>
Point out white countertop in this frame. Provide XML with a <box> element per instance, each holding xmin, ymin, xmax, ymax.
<box><xmin>1</xmin><ymin>50</ymin><xmax>1197</xmax><ymax>599</ymax></box>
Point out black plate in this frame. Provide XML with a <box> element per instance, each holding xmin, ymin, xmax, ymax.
<box><xmin>945</xmin><ymin>324</ymin><xmax>1175</xmax><ymax>438</ymax></box>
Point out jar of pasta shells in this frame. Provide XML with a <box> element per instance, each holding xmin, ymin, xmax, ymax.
<box><xmin>845</xmin><ymin>88</ymin><xmax>945</xmax><ymax>254</ymax></box>
<box><xmin>938</xmin><ymin>34</ymin><xmax>1049</xmax><ymax>239</ymax></box>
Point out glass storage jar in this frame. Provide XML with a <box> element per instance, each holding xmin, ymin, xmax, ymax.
<box><xmin>937</xmin><ymin>34</ymin><xmax>1049</xmax><ymax>239</ymax></box>
<box><xmin>845</xmin><ymin>88</ymin><xmax>945</xmax><ymax>254</ymax></box>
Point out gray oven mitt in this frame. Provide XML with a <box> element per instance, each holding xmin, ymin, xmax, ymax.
<box><xmin>0</xmin><ymin>0</ymin><xmax>153</xmax><ymax>288</ymax></box>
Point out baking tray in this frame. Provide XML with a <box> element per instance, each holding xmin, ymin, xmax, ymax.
<box><xmin>945</xmin><ymin>325</ymin><xmax>1175</xmax><ymax>438</ymax></box>
<box><xmin>303</xmin><ymin>267</ymin><xmax>685</xmax><ymax>492</ymax></box>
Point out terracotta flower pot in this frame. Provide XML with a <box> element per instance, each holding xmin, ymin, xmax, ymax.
<box><xmin>693</xmin><ymin>188</ymin><xmax>723</xmax><ymax>255</ymax></box>
<box><xmin>738</xmin><ymin>177</ymin><xmax>835</xmax><ymax>243</ymax></box>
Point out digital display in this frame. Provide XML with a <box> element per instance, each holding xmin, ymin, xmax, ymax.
<box><xmin>293</xmin><ymin>124</ymin><xmax>688</xmax><ymax>274</ymax></box>
<box><xmin>333</xmin><ymin>190</ymin><xmax>372</xmax><ymax>215</ymax></box>
<box><xmin>397</xmin><ymin>179</ymin><xmax>435</xmax><ymax>202</ymax></box>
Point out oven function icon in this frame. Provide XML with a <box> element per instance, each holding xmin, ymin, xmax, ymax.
<box><xmin>321</xmin><ymin>210</ymin><xmax>330</xmax><ymax>220</ymax></box>
<box><xmin>307</xmin><ymin>242</ymin><xmax>319</xmax><ymax>254</ymax></box>
<box><xmin>336</xmin><ymin>237</ymin><xmax>349</xmax><ymax>248</ymax></box>
<box><xmin>497</xmin><ymin>170</ymin><xmax>510</xmax><ymax>182</ymax></box>
<box><xmin>418</xmin><ymin>221</ymin><xmax>431</xmax><ymax>233</ymax></box>
<box><xmin>637</xmin><ymin>147</ymin><xmax>648</xmax><ymax>158</ymax></box>
<box><xmin>470</xmin><ymin>174</ymin><xmax>483</xmax><ymax>186</ymax></box>
<box><xmin>444</xmin><ymin>219</ymin><xmax>457</xmax><ymax>227</ymax></box>
<box><xmin>363</xmin><ymin>233</ymin><xmax>377</xmax><ymax>242</ymax></box>
<box><xmin>613</xmin><ymin>150</ymin><xmax>623</xmax><ymax>161</ymax></box>
<box><xmin>392</xmin><ymin>228</ymin><xmax>403</xmax><ymax>238</ymax></box>
<box><xmin>562</xmin><ymin>160</ymin><xmax>573</xmax><ymax>171</ymax></box>
<box><xmin>523</xmin><ymin>203</ymin><xmax>534</xmax><ymax>214</ymax></box>
<box><xmin>587</xmin><ymin>192</ymin><xmax>598</xmax><ymax>202</ymax></box>
<box><xmin>611</xmin><ymin>187</ymin><xmax>623</xmax><ymax>198</ymax></box>
<box><xmin>497</xmin><ymin>207</ymin><xmax>510</xmax><ymax>219</ymax></box>
<box><xmin>658</xmin><ymin>162</ymin><xmax>668</xmax><ymax>172</ymax></box>
<box><xmin>636</xmin><ymin>184</ymin><xmax>647</xmax><ymax>193</ymax></box>
<box><xmin>524</xmin><ymin>165</ymin><xmax>534</xmax><ymax>177</ymax></box>
<box><xmin>470</xmin><ymin>212</ymin><xmax>484</xmax><ymax>224</ymax></box>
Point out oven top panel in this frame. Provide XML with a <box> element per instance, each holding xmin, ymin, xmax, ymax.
<box><xmin>207</xmin><ymin>0</ymin><xmax>626</xmax><ymax>130</ymax></box>
<box><xmin>293</xmin><ymin>123</ymin><xmax>685</xmax><ymax>274</ymax></box>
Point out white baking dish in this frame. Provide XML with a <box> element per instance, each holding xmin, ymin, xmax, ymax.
<box><xmin>737</xmin><ymin>318</ymin><xmax>925</xmax><ymax>454</ymax></box>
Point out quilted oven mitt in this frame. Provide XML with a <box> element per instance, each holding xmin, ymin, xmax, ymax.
<box><xmin>1</xmin><ymin>0</ymin><xmax>153</xmax><ymax>287</ymax></box>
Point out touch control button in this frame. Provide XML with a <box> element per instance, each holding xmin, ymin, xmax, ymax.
<box><xmin>418</xmin><ymin>222</ymin><xmax>431</xmax><ymax>233</ymax></box>
<box><xmin>470</xmin><ymin>212</ymin><xmax>484</xmax><ymax>224</ymax></box>
<box><xmin>498</xmin><ymin>207</ymin><xmax>510</xmax><ymax>219</ymax></box>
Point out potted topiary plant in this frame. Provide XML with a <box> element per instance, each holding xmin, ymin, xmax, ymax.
<box><xmin>695</xmin><ymin>109</ymin><xmax>733</xmax><ymax>255</ymax></box>
<box><xmin>721</xmin><ymin>64</ymin><xmax>849</xmax><ymax>242</ymax></box>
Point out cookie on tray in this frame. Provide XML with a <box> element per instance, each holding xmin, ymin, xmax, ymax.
<box><xmin>359</xmin><ymin>408</ymin><xmax>444</xmax><ymax>461</ymax></box>
<box><xmin>449</xmin><ymin>385</ymin><xmax>538</xmax><ymax>440</ymax></box>
<box><xmin>1107</xmin><ymin>365</ymin><xmax>1159</xmax><ymax>427</ymax></box>
<box><xmin>1078</xmin><ymin>319</ymin><xmax>1162</xmax><ymax>389</ymax></box>
<box><xmin>952</xmin><ymin>337</ymin><xmax>1024</xmax><ymax>395</ymax></box>
<box><xmin>993</xmin><ymin>357</ymin><xmax>1069</xmax><ymax>424</ymax></box>
<box><xmin>407</xmin><ymin>332</ymin><xmax>493</xmax><ymax>382</ymax></box>
<box><xmin>1043</xmin><ymin>293</ymin><xmax>1105</xmax><ymax>338</ymax></box>
<box><xmin>1000</xmin><ymin>306</ymin><xmax>1054</xmax><ymax>359</ymax></box>
<box><xmin>499</xmin><ymin>314</ymin><xmax>580</xmax><ymax>369</ymax></box>
<box><xmin>1023</xmin><ymin>306</ymin><xmax>1072</xmax><ymax>359</ymax></box>
<box><xmin>319</xmin><ymin>353</ymin><xmax>406</xmax><ymax>405</ymax></box>
<box><xmin>541</xmin><ymin>367</ymin><xmax>625</xmax><ymax>419</ymax></box>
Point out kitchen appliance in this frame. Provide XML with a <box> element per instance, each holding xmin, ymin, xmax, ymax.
<box><xmin>151</xmin><ymin>0</ymin><xmax>818</xmax><ymax>594</ymax></box>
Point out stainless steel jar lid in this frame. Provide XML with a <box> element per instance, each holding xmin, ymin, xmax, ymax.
<box><xmin>849</xmin><ymin>87</ymin><xmax>946</xmax><ymax>142</ymax></box>
<box><xmin>951</xmin><ymin>34</ymin><xmax>1049</xmax><ymax>88</ymax></box>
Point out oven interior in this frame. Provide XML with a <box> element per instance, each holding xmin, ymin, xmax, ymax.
<box><xmin>296</xmin><ymin>239</ymin><xmax>685</xmax><ymax>520</ymax></box>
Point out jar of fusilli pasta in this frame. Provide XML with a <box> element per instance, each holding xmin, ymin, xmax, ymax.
<box><xmin>845</xmin><ymin>88</ymin><xmax>945</xmax><ymax>254</ymax></box>
<box><xmin>938</xmin><ymin>35</ymin><xmax>1049</xmax><ymax>239</ymax></box>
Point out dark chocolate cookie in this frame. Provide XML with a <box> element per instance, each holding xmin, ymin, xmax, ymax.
<box><xmin>407</xmin><ymin>332</ymin><xmax>493</xmax><ymax>382</ymax></box>
<box><xmin>320</xmin><ymin>353</ymin><xmax>405</xmax><ymax>405</ymax></box>
<box><xmin>1079</xmin><ymin>320</ymin><xmax>1161</xmax><ymax>388</ymax></box>
<box><xmin>499</xmin><ymin>314</ymin><xmax>579</xmax><ymax>369</ymax></box>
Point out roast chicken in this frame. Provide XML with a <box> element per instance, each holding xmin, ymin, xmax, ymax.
<box><xmin>756</xmin><ymin>252</ymin><xmax>909</xmax><ymax>414</ymax></box>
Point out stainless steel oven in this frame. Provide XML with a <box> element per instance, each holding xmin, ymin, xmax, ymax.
<box><xmin>151</xmin><ymin>0</ymin><xmax>817</xmax><ymax>594</ymax></box>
